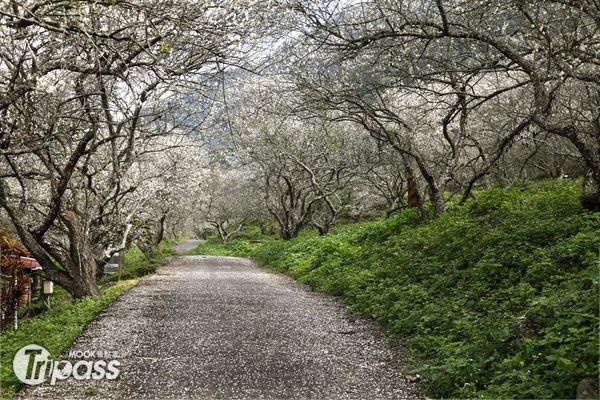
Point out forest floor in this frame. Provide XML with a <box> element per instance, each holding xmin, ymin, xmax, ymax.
<box><xmin>15</xmin><ymin>252</ymin><xmax>419</xmax><ymax>399</ymax></box>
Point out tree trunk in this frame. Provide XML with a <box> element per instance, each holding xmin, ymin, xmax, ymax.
<box><xmin>138</xmin><ymin>213</ymin><xmax>168</xmax><ymax>259</ymax></box>
<box><xmin>313</xmin><ymin>221</ymin><xmax>328</xmax><ymax>236</ymax></box>
<box><xmin>404</xmin><ymin>173</ymin><xmax>428</xmax><ymax>221</ymax></box>
<box><xmin>214</xmin><ymin>222</ymin><xmax>229</xmax><ymax>244</ymax></box>
<box><xmin>279</xmin><ymin>223</ymin><xmax>300</xmax><ymax>240</ymax></box>
<box><xmin>137</xmin><ymin>241</ymin><xmax>156</xmax><ymax>260</ymax></box>
<box><xmin>155</xmin><ymin>213</ymin><xmax>167</xmax><ymax>246</ymax></box>
<box><xmin>0</xmin><ymin>203</ymin><xmax>99</xmax><ymax>298</ymax></box>
<box><xmin>582</xmin><ymin>171</ymin><xmax>600</xmax><ymax>212</ymax></box>
<box><xmin>71</xmin><ymin>256</ymin><xmax>100</xmax><ymax>299</ymax></box>
<box><xmin>428</xmin><ymin>183</ymin><xmax>446</xmax><ymax>216</ymax></box>
<box><xmin>311</xmin><ymin>216</ymin><xmax>335</xmax><ymax>236</ymax></box>
<box><xmin>280</xmin><ymin>226</ymin><xmax>294</xmax><ymax>240</ymax></box>
<box><xmin>63</xmin><ymin>211</ymin><xmax>100</xmax><ymax>298</ymax></box>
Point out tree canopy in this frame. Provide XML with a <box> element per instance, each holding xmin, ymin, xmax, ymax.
<box><xmin>1</xmin><ymin>0</ymin><xmax>598</xmax><ymax>297</ymax></box>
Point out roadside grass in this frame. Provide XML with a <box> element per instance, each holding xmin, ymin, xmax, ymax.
<box><xmin>100</xmin><ymin>239</ymin><xmax>177</xmax><ymax>284</ymax></box>
<box><xmin>194</xmin><ymin>180</ymin><xmax>600</xmax><ymax>399</ymax></box>
<box><xmin>192</xmin><ymin>225</ymin><xmax>275</xmax><ymax>257</ymax></box>
<box><xmin>0</xmin><ymin>281</ymin><xmax>136</xmax><ymax>399</ymax></box>
<box><xmin>0</xmin><ymin>240</ymin><xmax>176</xmax><ymax>400</ymax></box>
<box><xmin>192</xmin><ymin>238</ymin><xmax>263</xmax><ymax>257</ymax></box>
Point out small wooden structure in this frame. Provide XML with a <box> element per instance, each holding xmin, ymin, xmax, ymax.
<box><xmin>0</xmin><ymin>229</ymin><xmax>44</xmax><ymax>330</ymax></box>
<box><xmin>17</xmin><ymin>257</ymin><xmax>43</xmax><ymax>306</ymax></box>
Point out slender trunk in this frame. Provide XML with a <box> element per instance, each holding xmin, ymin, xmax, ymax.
<box><xmin>414</xmin><ymin>158</ymin><xmax>445</xmax><ymax>217</ymax></box>
<box><xmin>155</xmin><ymin>213</ymin><xmax>167</xmax><ymax>245</ymax></box>
<box><xmin>312</xmin><ymin>221</ymin><xmax>327</xmax><ymax>236</ymax></box>
<box><xmin>311</xmin><ymin>214</ymin><xmax>335</xmax><ymax>236</ymax></box>
<box><xmin>428</xmin><ymin>183</ymin><xmax>446</xmax><ymax>216</ymax></box>
<box><xmin>398</xmin><ymin>153</ymin><xmax>429</xmax><ymax>221</ymax></box>
<box><xmin>213</xmin><ymin>223</ymin><xmax>227</xmax><ymax>243</ymax></box>
<box><xmin>405</xmin><ymin>175</ymin><xmax>428</xmax><ymax>221</ymax></box>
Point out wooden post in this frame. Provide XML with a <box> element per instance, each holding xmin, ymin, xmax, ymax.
<box><xmin>117</xmin><ymin>252</ymin><xmax>122</xmax><ymax>281</ymax></box>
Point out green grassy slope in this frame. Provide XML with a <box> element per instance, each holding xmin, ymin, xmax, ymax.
<box><xmin>195</xmin><ymin>180</ymin><xmax>600</xmax><ymax>399</ymax></box>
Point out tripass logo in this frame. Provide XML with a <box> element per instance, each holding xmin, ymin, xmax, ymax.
<box><xmin>13</xmin><ymin>344</ymin><xmax>120</xmax><ymax>385</ymax></box>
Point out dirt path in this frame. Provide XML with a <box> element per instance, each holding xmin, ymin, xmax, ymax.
<box><xmin>17</xmin><ymin>255</ymin><xmax>419</xmax><ymax>399</ymax></box>
<box><xmin>173</xmin><ymin>240</ymin><xmax>204</xmax><ymax>255</ymax></box>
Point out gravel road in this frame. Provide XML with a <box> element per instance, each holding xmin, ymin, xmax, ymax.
<box><xmin>16</xmin><ymin>252</ymin><xmax>419</xmax><ymax>399</ymax></box>
<box><xmin>173</xmin><ymin>240</ymin><xmax>204</xmax><ymax>255</ymax></box>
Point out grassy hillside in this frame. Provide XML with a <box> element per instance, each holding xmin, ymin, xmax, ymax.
<box><xmin>195</xmin><ymin>180</ymin><xmax>599</xmax><ymax>399</ymax></box>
